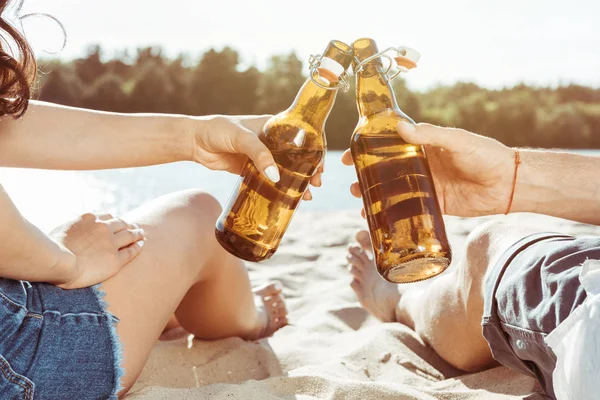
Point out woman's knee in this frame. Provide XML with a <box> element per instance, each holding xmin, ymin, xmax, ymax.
<box><xmin>171</xmin><ymin>189</ymin><xmax>222</xmax><ymax>222</ymax></box>
<box><xmin>148</xmin><ymin>189</ymin><xmax>222</xmax><ymax>239</ymax></box>
<box><xmin>124</xmin><ymin>189</ymin><xmax>225</xmax><ymax>277</ymax></box>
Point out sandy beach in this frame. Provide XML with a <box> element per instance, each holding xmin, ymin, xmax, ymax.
<box><xmin>121</xmin><ymin>210</ymin><xmax>597</xmax><ymax>400</ymax></box>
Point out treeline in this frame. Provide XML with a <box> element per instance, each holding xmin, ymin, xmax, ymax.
<box><xmin>37</xmin><ymin>45</ymin><xmax>600</xmax><ymax>149</ymax></box>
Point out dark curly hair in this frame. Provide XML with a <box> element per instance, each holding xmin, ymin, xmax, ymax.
<box><xmin>0</xmin><ymin>0</ymin><xmax>35</xmax><ymax>118</ymax></box>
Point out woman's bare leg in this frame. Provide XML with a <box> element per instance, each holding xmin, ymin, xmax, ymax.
<box><xmin>97</xmin><ymin>189</ymin><xmax>287</xmax><ymax>394</ymax></box>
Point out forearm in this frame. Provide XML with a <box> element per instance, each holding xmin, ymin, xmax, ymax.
<box><xmin>0</xmin><ymin>185</ymin><xmax>75</xmax><ymax>283</ymax></box>
<box><xmin>512</xmin><ymin>149</ymin><xmax>600</xmax><ymax>224</ymax></box>
<box><xmin>0</xmin><ymin>101</ymin><xmax>193</xmax><ymax>169</ymax></box>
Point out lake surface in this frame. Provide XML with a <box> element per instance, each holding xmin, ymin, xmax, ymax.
<box><xmin>2</xmin><ymin>149</ymin><xmax>598</xmax><ymax>231</ymax></box>
<box><xmin>0</xmin><ymin>151</ymin><xmax>362</xmax><ymax>230</ymax></box>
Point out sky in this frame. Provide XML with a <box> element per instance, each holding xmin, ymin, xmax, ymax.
<box><xmin>11</xmin><ymin>0</ymin><xmax>600</xmax><ymax>90</ymax></box>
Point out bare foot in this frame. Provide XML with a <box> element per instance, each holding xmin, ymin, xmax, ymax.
<box><xmin>247</xmin><ymin>281</ymin><xmax>288</xmax><ymax>340</ymax></box>
<box><xmin>347</xmin><ymin>230</ymin><xmax>401</xmax><ymax>322</ymax></box>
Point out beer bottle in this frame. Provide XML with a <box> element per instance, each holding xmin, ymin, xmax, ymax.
<box><xmin>350</xmin><ymin>38</ymin><xmax>451</xmax><ymax>283</ymax></box>
<box><xmin>216</xmin><ymin>40</ymin><xmax>354</xmax><ymax>262</ymax></box>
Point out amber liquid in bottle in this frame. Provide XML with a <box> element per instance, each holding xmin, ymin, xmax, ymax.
<box><xmin>215</xmin><ymin>128</ymin><xmax>324</xmax><ymax>262</ymax></box>
<box><xmin>216</xmin><ymin>41</ymin><xmax>353</xmax><ymax>262</ymax></box>
<box><xmin>351</xmin><ymin>38</ymin><xmax>451</xmax><ymax>283</ymax></box>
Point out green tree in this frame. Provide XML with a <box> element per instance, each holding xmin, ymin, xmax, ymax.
<box><xmin>37</xmin><ymin>64</ymin><xmax>84</xmax><ymax>107</ymax></box>
<box><xmin>257</xmin><ymin>53</ymin><xmax>305</xmax><ymax>114</ymax></box>
<box><xmin>83</xmin><ymin>74</ymin><xmax>128</xmax><ymax>112</ymax></box>
<box><xmin>33</xmin><ymin>45</ymin><xmax>600</xmax><ymax>150</ymax></box>
<box><xmin>74</xmin><ymin>45</ymin><xmax>106</xmax><ymax>85</ymax></box>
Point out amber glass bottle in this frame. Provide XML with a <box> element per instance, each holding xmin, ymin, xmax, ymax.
<box><xmin>216</xmin><ymin>40</ymin><xmax>354</xmax><ymax>262</ymax></box>
<box><xmin>350</xmin><ymin>38</ymin><xmax>451</xmax><ymax>283</ymax></box>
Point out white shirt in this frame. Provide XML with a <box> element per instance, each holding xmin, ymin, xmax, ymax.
<box><xmin>545</xmin><ymin>259</ymin><xmax>600</xmax><ymax>400</ymax></box>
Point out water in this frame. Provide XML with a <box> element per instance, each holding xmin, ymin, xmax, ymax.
<box><xmin>3</xmin><ymin>149</ymin><xmax>599</xmax><ymax>232</ymax></box>
<box><xmin>0</xmin><ymin>151</ymin><xmax>362</xmax><ymax>231</ymax></box>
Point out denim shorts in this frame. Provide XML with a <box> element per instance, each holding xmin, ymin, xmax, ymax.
<box><xmin>482</xmin><ymin>233</ymin><xmax>595</xmax><ymax>399</ymax></box>
<box><xmin>0</xmin><ymin>279</ymin><xmax>123</xmax><ymax>399</ymax></box>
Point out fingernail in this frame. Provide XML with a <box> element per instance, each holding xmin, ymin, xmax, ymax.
<box><xmin>264</xmin><ymin>165</ymin><xmax>280</xmax><ymax>183</ymax></box>
<box><xmin>136</xmin><ymin>239</ymin><xmax>145</xmax><ymax>248</ymax></box>
<box><xmin>274</xmin><ymin>281</ymin><xmax>283</xmax><ymax>291</ymax></box>
<box><xmin>397</xmin><ymin>120</ymin><xmax>416</xmax><ymax>133</ymax></box>
<box><xmin>133</xmin><ymin>228</ymin><xmax>145</xmax><ymax>236</ymax></box>
<box><xmin>132</xmin><ymin>223</ymin><xmax>141</xmax><ymax>230</ymax></box>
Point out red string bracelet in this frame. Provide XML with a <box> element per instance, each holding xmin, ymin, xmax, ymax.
<box><xmin>505</xmin><ymin>149</ymin><xmax>521</xmax><ymax>215</ymax></box>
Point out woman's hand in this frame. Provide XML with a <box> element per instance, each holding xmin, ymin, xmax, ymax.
<box><xmin>342</xmin><ymin>122</ymin><xmax>516</xmax><ymax>217</ymax></box>
<box><xmin>49</xmin><ymin>213</ymin><xmax>146</xmax><ymax>289</ymax></box>
<box><xmin>190</xmin><ymin>115</ymin><xmax>322</xmax><ymax>200</ymax></box>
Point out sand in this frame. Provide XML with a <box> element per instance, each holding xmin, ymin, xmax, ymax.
<box><xmin>124</xmin><ymin>211</ymin><xmax>598</xmax><ymax>400</ymax></box>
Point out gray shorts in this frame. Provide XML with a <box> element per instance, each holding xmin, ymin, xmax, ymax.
<box><xmin>482</xmin><ymin>232</ymin><xmax>597</xmax><ymax>399</ymax></box>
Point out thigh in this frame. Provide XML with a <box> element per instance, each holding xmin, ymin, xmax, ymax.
<box><xmin>1</xmin><ymin>279</ymin><xmax>119</xmax><ymax>400</ymax></box>
<box><xmin>99</xmin><ymin>190</ymin><xmax>221</xmax><ymax>393</ymax></box>
<box><xmin>482</xmin><ymin>231</ymin><xmax>594</xmax><ymax>398</ymax></box>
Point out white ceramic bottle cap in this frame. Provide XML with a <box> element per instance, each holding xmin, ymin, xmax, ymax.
<box><xmin>395</xmin><ymin>46</ymin><xmax>420</xmax><ymax>72</ymax></box>
<box><xmin>316</xmin><ymin>56</ymin><xmax>345</xmax><ymax>85</ymax></box>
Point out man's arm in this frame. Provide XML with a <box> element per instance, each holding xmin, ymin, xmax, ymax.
<box><xmin>345</xmin><ymin>122</ymin><xmax>600</xmax><ymax>226</ymax></box>
<box><xmin>0</xmin><ymin>100</ymin><xmax>192</xmax><ymax>170</ymax></box>
<box><xmin>513</xmin><ymin>150</ymin><xmax>600</xmax><ymax>224</ymax></box>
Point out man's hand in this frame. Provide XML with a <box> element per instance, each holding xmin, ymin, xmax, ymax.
<box><xmin>342</xmin><ymin>122</ymin><xmax>515</xmax><ymax>217</ymax></box>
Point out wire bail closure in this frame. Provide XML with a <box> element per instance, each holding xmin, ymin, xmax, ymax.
<box><xmin>308</xmin><ymin>54</ymin><xmax>351</xmax><ymax>92</ymax></box>
<box><xmin>354</xmin><ymin>46</ymin><xmax>417</xmax><ymax>81</ymax></box>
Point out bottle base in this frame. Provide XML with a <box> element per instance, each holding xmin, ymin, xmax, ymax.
<box><xmin>215</xmin><ymin>227</ymin><xmax>276</xmax><ymax>263</ymax></box>
<box><xmin>380</xmin><ymin>256</ymin><xmax>450</xmax><ymax>284</ymax></box>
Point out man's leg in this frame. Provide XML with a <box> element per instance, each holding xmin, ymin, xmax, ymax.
<box><xmin>347</xmin><ymin>220</ymin><xmax>540</xmax><ymax>372</ymax></box>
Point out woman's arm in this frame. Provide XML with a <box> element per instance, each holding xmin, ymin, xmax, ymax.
<box><xmin>0</xmin><ymin>100</ymin><xmax>192</xmax><ymax>169</ymax></box>
<box><xmin>0</xmin><ymin>183</ymin><xmax>76</xmax><ymax>283</ymax></box>
<box><xmin>0</xmin><ymin>182</ymin><xmax>145</xmax><ymax>288</ymax></box>
<box><xmin>0</xmin><ymin>101</ymin><xmax>288</xmax><ymax>184</ymax></box>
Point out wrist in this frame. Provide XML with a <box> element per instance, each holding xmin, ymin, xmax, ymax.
<box><xmin>50</xmin><ymin>244</ymin><xmax>78</xmax><ymax>287</ymax></box>
<box><xmin>488</xmin><ymin>144</ymin><xmax>520</xmax><ymax>216</ymax></box>
<box><xmin>175</xmin><ymin>115</ymin><xmax>200</xmax><ymax>162</ymax></box>
<box><xmin>509</xmin><ymin>149</ymin><xmax>558</xmax><ymax>214</ymax></box>
<box><xmin>503</xmin><ymin>148</ymin><xmax>521</xmax><ymax>215</ymax></box>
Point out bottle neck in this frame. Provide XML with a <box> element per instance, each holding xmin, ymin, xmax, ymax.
<box><xmin>355</xmin><ymin>65</ymin><xmax>400</xmax><ymax>117</ymax></box>
<box><xmin>287</xmin><ymin>76</ymin><xmax>337</xmax><ymax>130</ymax></box>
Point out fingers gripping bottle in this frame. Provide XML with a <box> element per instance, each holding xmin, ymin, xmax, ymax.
<box><xmin>350</xmin><ymin>38</ymin><xmax>451</xmax><ymax>283</ymax></box>
<box><xmin>216</xmin><ymin>41</ymin><xmax>354</xmax><ymax>262</ymax></box>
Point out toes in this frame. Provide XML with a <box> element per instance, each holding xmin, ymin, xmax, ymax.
<box><xmin>253</xmin><ymin>281</ymin><xmax>283</xmax><ymax>298</ymax></box>
<box><xmin>273</xmin><ymin>315</ymin><xmax>288</xmax><ymax>329</ymax></box>
<box><xmin>267</xmin><ymin>296</ymin><xmax>289</xmax><ymax>332</ymax></box>
<box><xmin>272</xmin><ymin>306</ymin><xmax>288</xmax><ymax>318</ymax></box>
<box><xmin>346</xmin><ymin>264</ymin><xmax>363</xmax><ymax>282</ymax></box>
<box><xmin>270</xmin><ymin>296</ymin><xmax>288</xmax><ymax>315</ymax></box>
<box><xmin>263</xmin><ymin>289</ymin><xmax>288</xmax><ymax>319</ymax></box>
<box><xmin>350</xmin><ymin>279</ymin><xmax>362</xmax><ymax>292</ymax></box>
<box><xmin>346</xmin><ymin>251</ymin><xmax>363</xmax><ymax>267</ymax></box>
<box><xmin>348</xmin><ymin>245</ymin><xmax>371</xmax><ymax>266</ymax></box>
<box><xmin>356</xmin><ymin>230</ymin><xmax>372</xmax><ymax>252</ymax></box>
